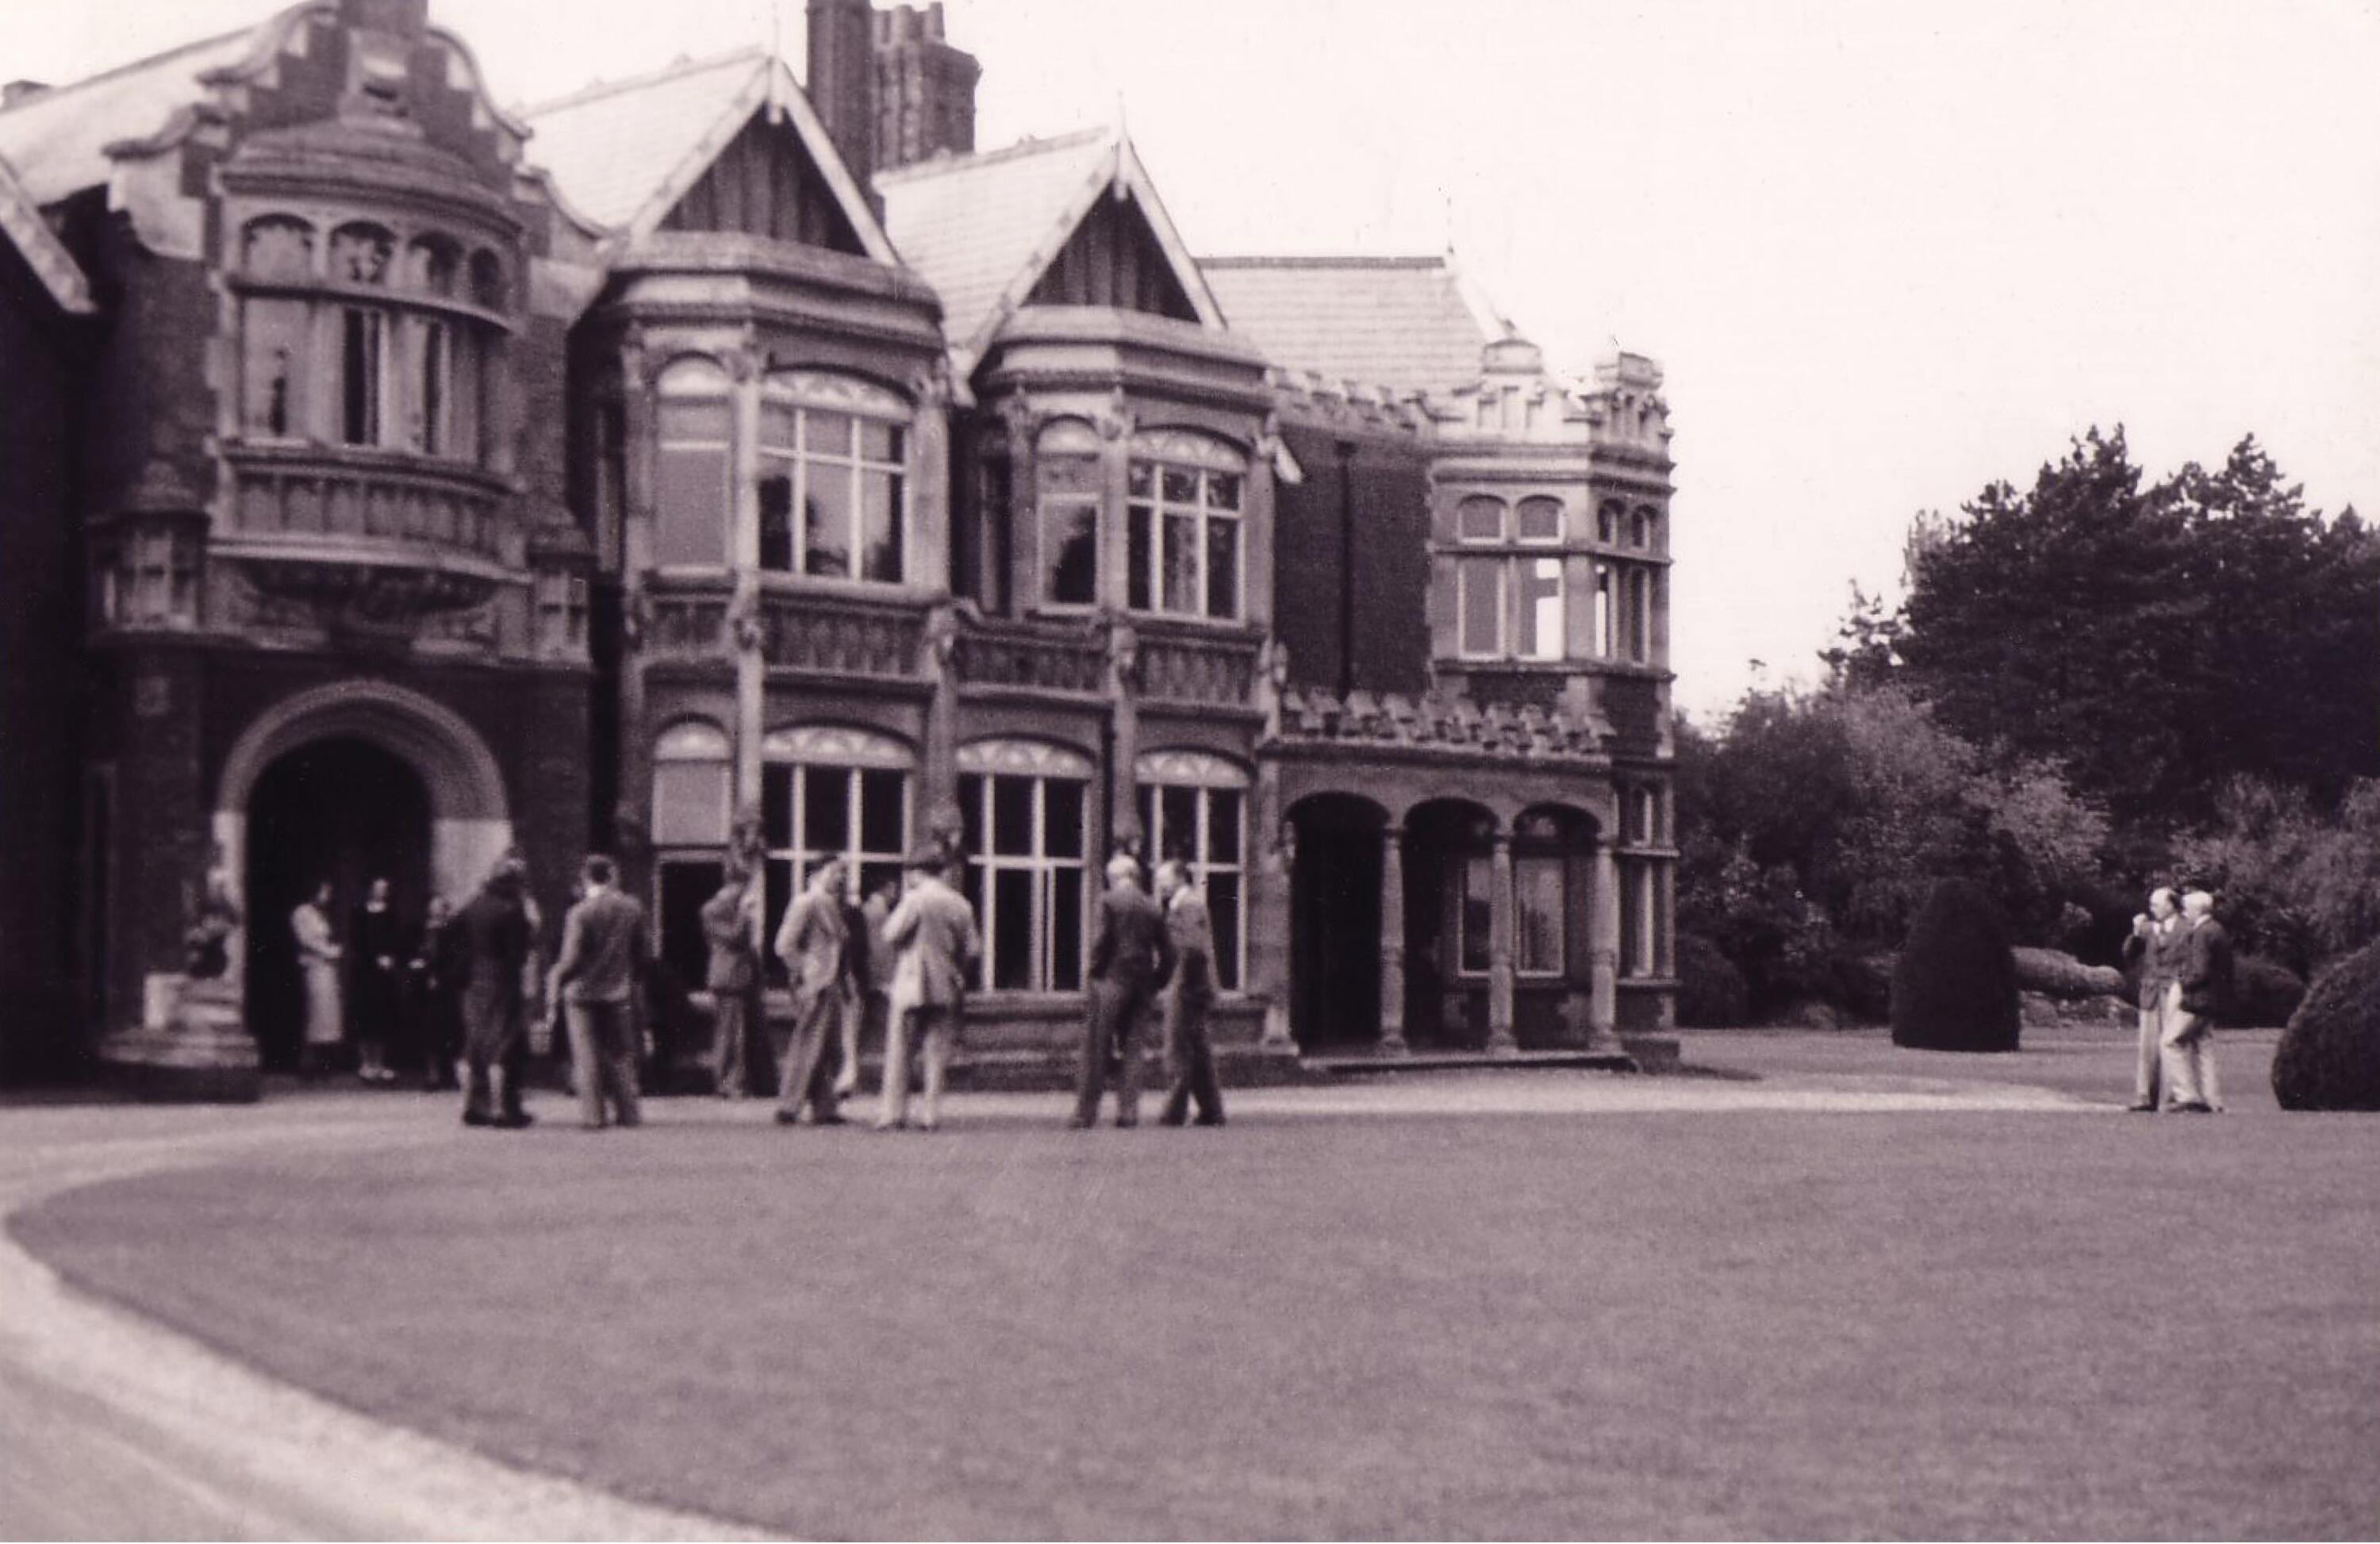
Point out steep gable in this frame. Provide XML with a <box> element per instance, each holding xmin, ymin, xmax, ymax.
<box><xmin>658</xmin><ymin>109</ymin><xmax>862</xmax><ymax>254</ymax></box>
<box><xmin>1023</xmin><ymin>182</ymin><xmax>1195</xmax><ymax>321</ymax></box>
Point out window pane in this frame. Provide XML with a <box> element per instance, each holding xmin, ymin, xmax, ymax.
<box><xmin>652</xmin><ymin>760</ymin><xmax>728</xmax><ymax>846</ymax></box>
<box><xmin>992</xmin><ymin>869</ymin><xmax>1035</xmax><ymax>989</ymax></box>
<box><xmin>804</xmin><ymin>409</ymin><xmax>853</xmax><ymax>455</ymax></box>
<box><xmin>1050</xmin><ymin>866</ymin><xmax>1084</xmax><ymax>989</ymax></box>
<box><xmin>859</xmin><ymin>768</ymin><xmax>906</xmax><ymax>855</ymax></box>
<box><xmin>1515</xmin><ymin>557</ymin><xmax>1564</xmax><ymax>659</ymax></box>
<box><xmin>1517</xmin><ymin>855</ymin><xmax>1564</xmax><ymax>974</ymax></box>
<box><xmin>411</xmin><ymin>318</ymin><xmax>447</xmax><ymax>455</ymax></box>
<box><xmin>1461</xmin><ymin>855</ymin><xmax>1494</xmax><ymax>974</ymax></box>
<box><xmin>862</xmin><ymin>470</ymin><xmax>903</xmax><ymax>582</ymax></box>
<box><xmin>340</xmin><ymin>308</ymin><xmax>382</xmax><ymax>445</ymax></box>
<box><xmin>1047</xmin><ymin>502</ymin><xmax>1097</xmax><ymax>605</ymax></box>
<box><xmin>803</xmin><ymin>766</ymin><xmax>851</xmax><ymax>853</ymax></box>
<box><xmin>1207</xmin><ymin>788</ymin><xmax>1242</xmax><ymax>866</ymax></box>
<box><xmin>654</xmin><ymin>446</ymin><xmax>731</xmax><ymax>565</ymax></box>
<box><xmin>758</xmin><ymin>470</ymin><xmax>795</xmax><ymax>571</ymax></box>
<box><xmin>1206</xmin><ymin>517</ymin><xmax>1239</xmax><ymax>619</ymax></box>
<box><xmin>1457</xmin><ymin>495</ymin><xmax>1503</xmax><ymax>542</ymax></box>
<box><xmin>1460</xmin><ymin>559</ymin><xmax>1501</xmax><ymax>655</ymax></box>
<box><xmin>1127</xmin><ymin>461</ymin><xmax>1154</xmax><ymax>498</ymax></box>
<box><xmin>1127</xmin><ymin>505</ymin><xmax>1153</xmax><ymax>610</ymax></box>
<box><xmin>242</xmin><ymin>299</ymin><xmax>309</xmax><ymax>436</ymax></box>
<box><xmin>991</xmin><ymin>774</ymin><xmax>1034</xmax><ymax>855</ymax></box>
<box><xmin>658</xmin><ymin>859</ymin><xmax>727</xmax><ymax>992</ymax></box>
<box><xmin>1135</xmin><ymin>785</ymin><xmax>1155</xmax><ymax>860</ymax></box>
<box><xmin>1208</xmin><ymin>871</ymin><xmax>1241</xmax><ymax>990</ymax></box>
<box><xmin>759</xmin><ymin>399</ymin><xmax>798</xmax><ymax>450</ymax></box>
<box><xmin>962</xmin><ymin>862</ymin><xmax>986</xmax><ymax>989</ymax></box>
<box><xmin>1161</xmin><ymin>513</ymin><xmax>1199</xmax><ymax>613</ymax></box>
<box><xmin>1518</xmin><ymin>497</ymin><xmax>1562</xmax><ymax>541</ymax></box>
<box><xmin>1207</xmin><ymin>470</ymin><xmax>1242</xmax><ymax>511</ymax></box>
<box><xmin>805</xmin><ymin>461</ymin><xmax>854</xmax><ymax>578</ymax></box>
<box><xmin>1043</xmin><ymin>779</ymin><xmax>1085</xmax><ymax>860</ymax></box>
<box><xmin>660</xmin><ymin>400</ymin><xmax>732</xmax><ymax>441</ymax></box>
<box><xmin>762</xmin><ymin>763</ymin><xmax>794</xmax><ymax>851</ymax></box>
<box><xmin>1161</xmin><ymin>467</ymin><xmax>1200</xmax><ymax>504</ymax></box>
<box><xmin>859</xmin><ymin>420</ymin><xmax>904</xmax><ymax>463</ymax></box>
<box><xmin>1160</xmin><ymin>785</ymin><xmax>1198</xmax><ymax>865</ymax></box>
<box><xmin>959</xmin><ymin>774</ymin><xmax>985</xmax><ymax>856</ymax></box>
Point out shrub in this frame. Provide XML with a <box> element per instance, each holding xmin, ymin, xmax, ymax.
<box><xmin>2272</xmin><ymin>942</ymin><xmax>2380</xmax><ymax>1109</ymax></box>
<box><xmin>1676</xmin><ymin>932</ymin><xmax>1750</xmax><ymax>1027</ymax></box>
<box><xmin>2013</xmin><ymin>946</ymin><xmax>2125</xmax><ymax>1000</ymax></box>
<box><xmin>1891</xmin><ymin>878</ymin><xmax>2021</xmax><ymax>1052</ymax></box>
<box><xmin>2226</xmin><ymin>955</ymin><xmax>2305</xmax><ymax>1030</ymax></box>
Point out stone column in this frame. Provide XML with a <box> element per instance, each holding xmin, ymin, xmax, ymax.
<box><xmin>1588</xmin><ymin>838</ymin><xmax>1621</xmax><ymax>1047</ymax></box>
<box><xmin>1107</xmin><ymin>616</ymin><xmax>1139</xmax><ymax>849</ymax></box>
<box><xmin>1487</xmin><ymin>830</ymin><xmax>1518</xmax><ymax>1054</ymax></box>
<box><xmin>1255</xmin><ymin>806</ymin><xmax>1296</xmax><ymax>1050</ymax></box>
<box><xmin>1378</xmin><ymin>824</ymin><xmax>1410</xmax><ymax>1057</ymax></box>
<box><xmin>727</xmin><ymin>346</ymin><xmax>765</xmax><ymax>817</ymax></box>
<box><xmin>922</xmin><ymin>604</ymin><xmax>961</xmax><ymax>839</ymax></box>
<box><xmin>616</xmin><ymin>334</ymin><xmax>656</xmax><ymax>893</ymax></box>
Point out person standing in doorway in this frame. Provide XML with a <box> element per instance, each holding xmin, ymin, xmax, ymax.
<box><xmin>458</xmin><ymin>858</ymin><xmax>534</xmax><ymax>1128</ymax></box>
<box><xmin>409</xmin><ymin>894</ymin><xmax>466</xmax><ymax>1090</ymax></box>
<box><xmin>879</xmin><ymin>847</ymin><xmax>980</xmax><ymax>1131</ymax></box>
<box><xmin>549</xmin><ymin>854</ymin><xmax>650</xmax><ymax>1131</ymax></box>
<box><xmin>291</xmin><ymin>881</ymin><xmax>344</xmax><ymax>1077</ymax></box>
<box><xmin>2169</xmin><ymin>890</ymin><xmax>2232</xmax><ymax>1113</ymax></box>
<box><xmin>2117</xmin><ymin>887</ymin><xmax>2186</xmax><ymax>1112</ymax></box>
<box><xmin>1072</xmin><ymin>854</ymin><xmax>1175</xmax><ymax>1130</ymax></box>
<box><xmin>773</xmin><ymin>858</ymin><xmax>852</xmax><ymax>1127</ymax></box>
<box><xmin>701</xmin><ymin>870</ymin><xmax>762</xmax><ymax>1099</ymax></box>
<box><xmin>348</xmin><ymin>877</ymin><xmax>405</xmax><ymax>1084</ymax></box>
<box><xmin>1154</xmin><ymin>860</ymin><xmax>1226</xmax><ymax>1128</ymax></box>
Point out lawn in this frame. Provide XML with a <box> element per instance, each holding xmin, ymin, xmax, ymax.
<box><xmin>15</xmin><ymin>1032</ymin><xmax>2380</xmax><ymax>1540</ymax></box>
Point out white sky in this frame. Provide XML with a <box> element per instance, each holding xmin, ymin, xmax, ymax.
<box><xmin>12</xmin><ymin>0</ymin><xmax>2379</xmax><ymax>720</ymax></box>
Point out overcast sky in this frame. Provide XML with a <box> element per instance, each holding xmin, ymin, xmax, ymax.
<box><xmin>13</xmin><ymin>0</ymin><xmax>2379</xmax><ymax>720</ymax></box>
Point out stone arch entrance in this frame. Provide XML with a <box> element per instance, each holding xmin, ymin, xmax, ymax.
<box><xmin>215</xmin><ymin>681</ymin><xmax>512</xmax><ymax>1065</ymax></box>
<box><xmin>1285</xmin><ymin>792</ymin><xmax>1388</xmax><ymax>1051</ymax></box>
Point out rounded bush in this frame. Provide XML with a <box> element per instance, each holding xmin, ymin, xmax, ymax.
<box><xmin>2013</xmin><ymin>946</ymin><xmax>2125</xmax><ymax>1001</ymax></box>
<box><xmin>2272</xmin><ymin>941</ymin><xmax>2380</xmax><ymax>1110</ymax></box>
<box><xmin>1676</xmin><ymin>932</ymin><xmax>1750</xmax><ymax>1027</ymax></box>
<box><xmin>2225</xmin><ymin>955</ymin><xmax>2305</xmax><ymax>1030</ymax></box>
<box><xmin>1891</xmin><ymin>878</ymin><xmax>2020</xmax><ymax>1052</ymax></box>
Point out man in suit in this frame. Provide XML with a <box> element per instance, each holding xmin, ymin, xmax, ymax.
<box><xmin>839</xmin><ymin>870</ymin><xmax>901</xmax><ymax>1100</ymax></box>
<box><xmin>1154</xmin><ymin>860</ymin><xmax>1226</xmax><ymax>1128</ymax></box>
<box><xmin>1073</xmin><ymin>853</ymin><xmax>1177</xmax><ymax>1129</ymax></box>
<box><xmin>701</xmin><ymin>871</ymin><xmax>761</xmax><ymax>1099</ymax></box>
<box><xmin>457</xmin><ymin>858</ymin><xmax>534</xmax><ymax>1129</ymax></box>
<box><xmin>547</xmin><ymin>853</ymin><xmax>650</xmax><ymax>1130</ymax></box>
<box><xmin>2168</xmin><ymin>890</ymin><xmax>2232</xmax><ymax>1113</ymax></box>
<box><xmin>879</xmin><ymin>847</ymin><xmax>981</xmax><ymax>1131</ymax></box>
<box><xmin>2117</xmin><ymin>887</ymin><xmax>2187</xmax><ymax>1112</ymax></box>
<box><xmin>773</xmin><ymin>858</ymin><xmax>852</xmax><ymax>1127</ymax></box>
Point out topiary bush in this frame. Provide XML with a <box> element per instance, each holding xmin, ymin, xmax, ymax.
<box><xmin>1676</xmin><ymin>932</ymin><xmax>1751</xmax><ymax>1027</ymax></box>
<box><xmin>2012</xmin><ymin>946</ymin><xmax>2125</xmax><ymax>1001</ymax></box>
<box><xmin>2225</xmin><ymin>955</ymin><xmax>2306</xmax><ymax>1030</ymax></box>
<box><xmin>2271</xmin><ymin>941</ymin><xmax>2380</xmax><ymax>1109</ymax></box>
<box><xmin>1891</xmin><ymin>878</ymin><xmax>2021</xmax><ymax>1052</ymax></box>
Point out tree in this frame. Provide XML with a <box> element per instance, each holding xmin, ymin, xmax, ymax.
<box><xmin>1891</xmin><ymin>878</ymin><xmax>2021</xmax><ymax>1052</ymax></box>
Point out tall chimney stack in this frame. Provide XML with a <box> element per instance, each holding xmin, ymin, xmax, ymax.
<box><xmin>873</xmin><ymin>3</ymin><xmax>980</xmax><ymax>171</ymax></box>
<box><xmin>807</xmin><ymin>0</ymin><xmax>876</xmax><ymax>190</ymax></box>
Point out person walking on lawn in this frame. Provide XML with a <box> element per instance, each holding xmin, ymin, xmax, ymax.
<box><xmin>701</xmin><ymin>870</ymin><xmax>762</xmax><ymax>1099</ymax></box>
<box><xmin>1154</xmin><ymin>859</ymin><xmax>1225</xmax><ymax>1128</ymax></box>
<box><xmin>548</xmin><ymin>854</ymin><xmax>650</xmax><ymax>1131</ymax></box>
<box><xmin>2117</xmin><ymin>887</ymin><xmax>2187</xmax><ymax>1112</ymax></box>
<box><xmin>774</xmin><ymin>858</ymin><xmax>853</xmax><ymax>1126</ymax></box>
<box><xmin>878</xmin><ymin>848</ymin><xmax>981</xmax><ymax>1131</ymax></box>
<box><xmin>457</xmin><ymin>859</ymin><xmax>535</xmax><ymax>1128</ymax></box>
<box><xmin>1072</xmin><ymin>853</ymin><xmax>1176</xmax><ymax>1130</ymax></box>
<box><xmin>2167</xmin><ymin>890</ymin><xmax>2233</xmax><ymax>1113</ymax></box>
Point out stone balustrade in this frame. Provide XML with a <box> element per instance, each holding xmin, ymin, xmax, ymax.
<box><xmin>760</xmin><ymin>590</ymin><xmax>924</xmax><ymax>678</ymax></box>
<box><xmin>1272</xmin><ymin>684</ymin><xmax>1606</xmax><ymax>761</ymax></box>
<box><xmin>954</xmin><ymin>616</ymin><xmax>1108</xmax><ymax>695</ymax></box>
<box><xmin>1138</xmin><ymin>628</ymin><xmax>1261</xmax><ymax>709</ymax></box>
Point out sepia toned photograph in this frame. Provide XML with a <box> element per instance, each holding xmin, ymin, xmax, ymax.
<box><xmin>0</xmin><ymin>0</ymin><xmax>2375</xmax><ymax>1538</ymax></box>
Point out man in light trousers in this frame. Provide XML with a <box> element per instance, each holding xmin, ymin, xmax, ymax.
<box><xmin>773</xmin><ymin>858</ymin><xmax>852</xmax><ymax>1127</ymax></box>
<box><xmin>2118</xmin><ymin>887</ymin><xmax>2186</xmax><ymax>1112</ymax></box>
<box><xmin>879</xmin><ymin>847</ymin><xmax>981</xmax><ymax>1131</ymax></box>
<box><xmin>547</xmin><ymin>854</ymin><xmax>648</xmax><ymax>1130</ymax></box>
<box><xmin>2167</xmin><ymin>890</ymin><xmax>2231</xmax><ymax>1113</ymax></box>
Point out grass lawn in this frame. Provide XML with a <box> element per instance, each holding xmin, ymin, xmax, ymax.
<box><xmin>15</xmin><ymin>1031</ymin><xmax>2380</xmax><ymax>1539</ymax></box>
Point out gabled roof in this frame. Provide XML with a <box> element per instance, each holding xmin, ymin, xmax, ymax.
<box><xmin>0</xmin><ymin>25</ymin><xmax>261</xmax><ymax>206</ymax></box>
<box><xmin>519</xmin><ymin>49</ymin><xmax>897</xmax><ymax>264</ymax></box>
<box><xmin>1199</xmin><ymin>255</ymin><xmax>1515</xmax><ymax>394</ymax></box>
<box><xmin>877</xmin><ymin>127</ymin><xmax>1226</xmax><ymax>372</ymax></box>
<box><xmin>0</xmin><ymin>154</ymin><xmax>94</xmax><ymax>313</ymax></box>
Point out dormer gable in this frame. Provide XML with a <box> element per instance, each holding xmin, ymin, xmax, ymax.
<box><xmin>1023</xmin><ymin>178</ymin><xmax>1196</xmax><ymax>321</ymax></box>
<box><xmin>658</xmin><ymin>107</ymin><xmax>864</xmax><ymax>255</ymax></box>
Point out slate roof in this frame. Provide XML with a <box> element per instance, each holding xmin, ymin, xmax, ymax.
<box><xmin>1199</xmin><ymin>255</ymin><xmax>1512</xmax><ymax>393</ymax></box>
<box><xmin>0</xmin><ymin>25</ymin><xmax>261</xmax><ymax>206</ymax></box>
<box><xmin>874</xmin><ymin>128</ymin><xmax>1119</xmax><ymax>359</ymax></box>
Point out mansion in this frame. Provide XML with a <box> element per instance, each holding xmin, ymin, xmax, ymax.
<box><xmin>0</xmin><ymin>0</ymin><xmax>1678</xmax><ymax>1085</ymax></box>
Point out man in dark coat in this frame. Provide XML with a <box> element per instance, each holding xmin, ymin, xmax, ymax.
<box><xmin>1155</xmin><ymin>860</ymin><xmax>1226</xmax><ymax>1127</ymax></box>
<box><xmin>2117</xmin><ymin>887</ymin><xmax>2187</xmax><ymax>1112</ymax></box>
<box><xmin>409</xmin><ymin>895</ymin><xmax>466</xmax><ymax>1090</ymax></box>
<box><xmin>1072</xmin><ymin>853</ymin><xmax>1176</xmax><ymax>1129</ymax></box>
<box><xmin>349</xmin><ymin>877</ymin><xmax>407</xmax><ymax>1084</ymax></box>
<box><xmin>2168</xmin><ymin>890</ymin><xmax>2232</xmax><ymax>1113</ymax></box>
<box><xmin>701</xmin><ymin>872</ymin><xmax>761</xmax><ymax>1098</ymax></box>
<box><xmin>549</xmin><ymin>854</ymin><xmax>651</xmax><ymax>1130</ymax></box>
<box><xmin>458</xmin><ymin>859</ymin><xmax>534</xmax><ymax>1128</ymax></box>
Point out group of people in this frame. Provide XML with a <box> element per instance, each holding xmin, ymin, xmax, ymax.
<box><xmin>2119</xmin><ymin>886</ymin><xmax>2233</xmax><ymax>1113</ymax></box>
<box><xmin>294</xmin><ymin>835</ymin><xmax>1233</xmax><ymax>1134</ymax></box>
<box><xmin>700</xmin><ymin>843</ymin><xmax>1227</xmax><ymax>1132</ymax></box>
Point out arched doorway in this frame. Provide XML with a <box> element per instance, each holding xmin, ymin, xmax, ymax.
<box><xmin>1287</xmin><ymin>793</ymin><xmax>1386</xmax><ymax>1050</ymax></box>
<box><xmin>1403</xmin><ymin>798</ymin><xmax>1500</xmax><ymax>1049</ymax></box>
<box><xmin>244</xmin><ymin>739</ymin><xmax>434</xmax><ymax>1070</ymax></box>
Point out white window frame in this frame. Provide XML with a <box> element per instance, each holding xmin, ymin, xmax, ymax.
<box><xmin>759</xmin><ymin>725</ymin><xmax>914</xmax><ymax>965</ymax></box>
<box><xmin>758</xmin><ymin>371</ymin><xmax>911</xmax><ymax>584</ymax></box>
<box><xmin>653</xmin><ymin>357</ymin><xmax>734</xmax><ymax>568</ymax></box>
<box><xmin>1126</xmin><ymin>431</ymin><xmax>1248</xmax><ymax>621</ymax></box>
<box><xmin>959</xmin><ymin>739</ymin><xmax>1093</xmax><ymax>993</ymax></box>
<box><xmin>1038</xmin><ymin>419</ymin><xmax>1104</xmax><ymax>609</ymax></box>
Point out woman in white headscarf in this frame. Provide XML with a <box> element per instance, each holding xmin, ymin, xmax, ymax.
<box><xmin>292</xmin><ymin>881</ymin><xmax>344</xmax><ymax>1075</ymax></box>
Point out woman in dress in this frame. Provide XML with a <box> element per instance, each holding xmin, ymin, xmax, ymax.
<box><xmin>291</xmin><ymin>881</ymin><xmax>344</xmax><ymax>1076</ymax></box>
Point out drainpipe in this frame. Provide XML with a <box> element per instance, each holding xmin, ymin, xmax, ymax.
<box><xmin>1336</xmin><ymin>440</ymin><xmax>1357</xmax><ymax>700</ymax></box>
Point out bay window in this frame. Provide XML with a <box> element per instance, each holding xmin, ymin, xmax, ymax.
<box><xmin>1038</xmin><ymin>419</ymin><xmax>1101</xmax><ymax>606</ymax></box>
<box><xmin>1451</xmin><ymin>493</ymin><xmax>1565</xmax><ymax>661</ymax></box>
<box><xmin>651</xmin><ymin>720</ymin><xmax>733</xmax><ymax>988</ymax></box>
<box><xmin>758</xmin><ymin>371</ymin><xmax>908</xmax><ymax>582</ymax></box>
<box><xmin>1126</xmin><ymin>432</ymin><xmax>1244</xmax><ymax>620</ymax></box>
<box><xmin>654</xmin><ymin>359</ymin><xmax>732</xmax><ymax>567</ymax></box>
<box><xmin>1134</xmin><ymin>751</ymin><xmax>1246</xmax><ymax>990</ymax></box>
<box><xmin>958</xmin><ymin>740</ymin><xmax>1092</xmax><ymax>992</ymax></box>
